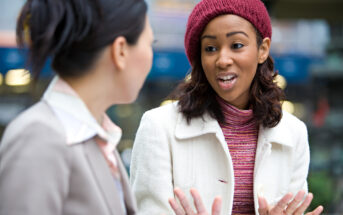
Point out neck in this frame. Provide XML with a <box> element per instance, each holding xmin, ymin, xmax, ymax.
<box><xmin>217</xmin><ymin>95</ymin><xmax>254</xmax><ymax>126</ymax></box>
<box><xmin>65</xmin><ymin>76</ymin><xmax>110</xmax><ymax>124</ymax></box>
<box><xmin>62</xmin><ymin>47</ymin><xmax>125</xmax><ymax>124</ymax></box>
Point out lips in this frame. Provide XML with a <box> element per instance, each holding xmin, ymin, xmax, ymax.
<box><xmin>216</xmin><ymin>73</ymin><xmax>237</xmax><ymax>90</ymax></box>
<box><xmin>218</xmin><ymin>74</ymin><xmax>236</xmax><ymax>81</ymax></box>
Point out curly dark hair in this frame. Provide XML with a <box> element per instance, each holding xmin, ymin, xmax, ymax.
<box><xmin>169</xmin><ymin>29</ymin><xmax>284</xmax><ymax>128</ymax></box>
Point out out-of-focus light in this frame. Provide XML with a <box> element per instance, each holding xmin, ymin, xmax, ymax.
<box><xmin>293</xmin><ymin>102</ymin><xmax>306</xmax><ymax>119</ymax></box>
<box><xmin>274</xmin><ymin>74</ymin><xmax>287</xmax><ymax>90</ymax></box>
<box><xmin>282</xmin><ymin>101</ymin><xmax>295</xmax><ymax>114</ymax></box>
<box><xmin>160</xmin><ymin>100</ymin><xmax>176</xmax><ymax>106</ymax></box>
<box><xmin>185</xmin><ymin>74</ymin><xmax>191</xmax><ymax>82</ymax></box>
<box><xmin>5</xmin><ymin>69</ymin><xmax>31</xmax><ymax>86</ymax></box>
<box><xmin>0</xmin><ymin>73</ymin><xmax>3</xmax><ymax>86</ymax></box>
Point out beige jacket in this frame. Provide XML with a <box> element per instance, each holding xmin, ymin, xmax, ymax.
<box><xmin>130</xmin><ymin>102</ymin><xmax>309</xmax><ymax>215</ymax></box>
<box><xmin>0</xmin><ymin>77</ymin><xmax>137</xmax><ymax>215</ymax></box>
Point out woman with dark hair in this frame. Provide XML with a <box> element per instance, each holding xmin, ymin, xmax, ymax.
<box><xmin>130</xmin><ymin>0</ymin><xmax>323</xmax><ymax>214</ymax></box>
<box><xmin>0</xmin><ymin>0</ymin><xmax>153</xmax><ymax>214</ymax></box>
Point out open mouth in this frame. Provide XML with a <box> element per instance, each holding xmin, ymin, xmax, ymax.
<box><xmin>216</xmin><ymin>73</ymin><xmax>238</xmax><ymax>90</ymax></box>
<box><xmin>218</xmin><ymin>74</ymin><xmax>237</xmax><ymax>83</ymax></box>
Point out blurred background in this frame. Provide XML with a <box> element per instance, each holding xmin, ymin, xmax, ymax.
<box><xmin>0</xmin><ymin>0</ymin><xmax>342</xmax><ymax>213</ymax></box>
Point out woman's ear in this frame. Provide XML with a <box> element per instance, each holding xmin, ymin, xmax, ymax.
<box><xmin>258</xmin><ymin>37</ymin><xmax>271</xmax><ymax>64</ymax></box>
<box><xmin>111</xmin><ymin>36</ymin><xmax>128</xmax><ymax>71</ymax></box>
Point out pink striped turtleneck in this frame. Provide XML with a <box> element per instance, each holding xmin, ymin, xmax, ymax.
<box><xmin>217</xmin><ymin>97</ymin><xmax>258</xmax><ymax>215</ymax></box>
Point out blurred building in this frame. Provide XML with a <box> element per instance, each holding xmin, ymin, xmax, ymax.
<box><xmin>0</xmin><ymin>0</ymin><xmax>342</xmax><ymax>213</ymax></box>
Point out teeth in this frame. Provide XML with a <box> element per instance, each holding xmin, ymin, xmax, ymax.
<box><xmin>219</xmin><ymin>75</ymin><xmax>235</xmax><ymax>81</ymax></box>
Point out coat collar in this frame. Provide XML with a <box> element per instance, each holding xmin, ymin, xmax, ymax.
<box><xmin>175</xmin><ymin>111</ymin><xmax>220</xmax><ymax>139</ymax></box>
<box><xmin>175</xmin><ymin>110</ymin><xmax>295</xmax><ymax>148</ymax></box>
<box><xmin>258</xmin><ymin>113</ymin><xmax>295</xmax><ymax>148</ymax></box>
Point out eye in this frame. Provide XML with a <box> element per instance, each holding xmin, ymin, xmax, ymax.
<box><xmin>204</xmin><ymin>46</ymin><xmax>217</xmax><ymax>52</ymax></box>
<box><xmin>232</xmin><ymin>43</ymin><xmax>244</xmax><ymax>49</ymax></box>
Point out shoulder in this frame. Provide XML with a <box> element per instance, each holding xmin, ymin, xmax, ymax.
<box><xmin>144</xmin><ymin>102</ymin><xmax>179</xmax><ymax>118</ymax></box>
<box><xmin>260</xmin><ymin>111</ymin><xmax>308</xmax><ymax>148</ymax></box>
<box><xmin>1</xmin><ymin>101</ymin><xmax>66</xmax><ymax>149</ymax></box>
<box><xmin>134</xmin><ymin>102</ymin><xmax>184</xmax><ymax>141</ymax></box>
<box><xmin>280</xmin><ymin>111</ymin><xmax>307</xmax><ymax>133</ymax></box>
<box><xmin>141</xmin><ymin>102</ymin><xmax>180</xmax><ymax>125</ymax></box>
<box><xmin>4</xmin><ymin>101</ymin><xmax>64</xmax><ymax>136</ymax></box>
<box><xmin>0</xmin><ymin>101</ymin><xmax>71</xmax><ymax>180</ymax></box>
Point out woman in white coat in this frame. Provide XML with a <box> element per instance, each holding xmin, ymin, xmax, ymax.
<box><xmin>130</xmin><ymin>0</ymin><xmax>324</xmax><ymax>214</ymax></box>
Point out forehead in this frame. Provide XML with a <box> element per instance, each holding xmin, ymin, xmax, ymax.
<box><xmin>201</xmin><ymin>14</ymin><xmax>256</xmax><ymax>36</ymax></box>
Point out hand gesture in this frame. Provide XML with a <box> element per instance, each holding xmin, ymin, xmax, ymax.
<box><xmin>168</xmin><ymin>188</ymin><xmax>222</xmax><ymax>215</ymax></box>
<box><xmin>258</xmin><ymin>190</ymin><xmax>324</xmax><ymax>215</ymax></box>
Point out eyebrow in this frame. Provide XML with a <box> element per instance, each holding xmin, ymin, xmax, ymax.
<box><xmin>201</xmin><ymin>31</ymin><xmax>249</xmax><ymax>40</ymax></box>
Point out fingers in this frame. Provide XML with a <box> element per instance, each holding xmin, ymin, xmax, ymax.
<box><xmin>305</xmin><ymin>205</ymin><xmax>324</xmax><ymax>215</ymax></box>
<box><xmin>211</xmin><ymin>196</ymin><xmax>222</xmax><ymax>215</ymax></box>
<box><xmin>173</xmin><ymin>188</ymin><xmax>195</xmax><ymax>215</ymax></box>
<box><xmin>284</xmin><ymin>190</ymin><xmax>306</xmax><ymax>215</ymax></box>
<box><xmin>287</xmin><ymin>192</ymin><xmax>323</xmax><ymax>215</ymax></box>
<box><xmin>270</xmin><ymin>192</ymin><xmax>293</xmax><ymax>214</ymax></box>
<box><xmin>257</xmin><ymin>191</ymin><xmax>322</xmax><ymax>215</ymax></box>
<box><xmin>190</xmin><ymin>188</ymin><xmax>222</xmax><ymax>215</ymax></box>
<box><xmin>169</xmin><ymin>197</ymin><xmax>185</xmax><ymax>215</ymax></box>
<box><xmin>190</xmin><ymin>188</ymin><xmax>206</xmax><ymax>213</ymax></box>
<box><xmin>170</xmin><ymin>188</ymin><xmax>222</xmax><ymax>215</ymax></box>
<box><xmin>258</xmin><ymin>196</ymin><xmax>269</xmax><ymax>215</ymax></box>
<box><xmin>293</xmin><ymin>192</ymin><xmax>314</xmax><ymax>215</ymax></box>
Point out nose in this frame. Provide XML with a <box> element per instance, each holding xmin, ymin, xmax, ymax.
<box><xmin>216</xmin><ymin>49</ymin><xmax>233</xmax><ymax>69</ymax></box>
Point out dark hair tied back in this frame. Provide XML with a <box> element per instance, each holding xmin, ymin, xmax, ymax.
<box><xmin>17</xmin><ymin>0</ymin><xmax>147</xmax><ymax>78</ymax></box>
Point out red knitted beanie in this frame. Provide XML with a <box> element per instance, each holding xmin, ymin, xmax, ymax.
<box><xmin>185</xmin><ymin>0</ymin><xmax>272</xmax><ymax>66</ymax></box>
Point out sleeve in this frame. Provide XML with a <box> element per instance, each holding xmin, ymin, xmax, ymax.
<box><xmin>0</xmin><ymin>121</ymin><xmax>71</xmax><ymax>215</ymax></box>
<box><xmin>130</xmin><ymin>111</ymin><xmax>174</xmax><ymax>215</ymax></box>
<box><xmin>288</xmin><ymin>121</ymin><xmax>310</xmax><ymax>194</ymax></box>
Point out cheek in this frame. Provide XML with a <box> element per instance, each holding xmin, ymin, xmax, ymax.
<box><xmin>139</xmin><ymin>46</ymin><xmax>153</xmax><ymax>74</ymax></box>
<box><xmin>247</xmin><ymin>64</ymin><xmax>258</xmax><ymax>82</ymax></box>
<box><xmin>239</xmin><ymin>69</ymin><xmax>256</xmax><ymax>92</ymax></box>
<box><xmin>132</xmin><ymin>47</ymin><xmax>153</xmax><ymax>92</ymax></box>
<box><xmin>201</xmin><ymin>57</ymin><xmax>215</xmax><ymax>79</ymax></box>
<box><xmin>145</xmin><ymin>48</ymin><xmax>153</xmax><ymax>71</ymax></box>
<box><xmin>239</xmin><ymin>54</ymin><xmax>259</xmax><ymax>82</ymax></box>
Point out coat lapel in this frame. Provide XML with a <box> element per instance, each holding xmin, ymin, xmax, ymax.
<box><xmin>174</xmin><ymin>110</ymin><xmax>297</xmax><ymax>184</ymax></box>
<box><xmin>174</xmin><ymin>112</ymin><xmax>220</xmax><ymax>139</ymax></box>
<box><xmin>114</xmin><ymin>150</ymin><xmax>137</xmax><ymax>215</ymax></box>
<box><xmin>174</xmin><ymin>111</ymin><xmax>233</xmax><ymax>164</ymax></box>
<box><xmin>83</xmin><ymin>139</ymin><xmax>126</xmax><ymax>215</ymax></box>
<box><xmin>254</xmin><ymin>111</ymin><xmax>297</xmax><ymax>179</ymax></box>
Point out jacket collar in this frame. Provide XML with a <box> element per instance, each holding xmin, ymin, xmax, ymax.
<box><xmin>175</xmin><ymin>110</ymin><xmax>295</xmax><ymax>148</ymax></box>
<box><xmin>175</xmin><ymin>111</ymin><xmax>219</xmax><ymax>139</ymax></box>
<box><xmin>42</xmin><ymin>76</ymin><xmax>122</xmax><ymax>146</ymax></box>
<box><xmin>258</xmin><ymin>113</ymin><xmax>294</xmax><ymax>148</ymax></box>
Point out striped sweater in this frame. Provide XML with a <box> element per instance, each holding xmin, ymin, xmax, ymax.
<box><xmin>217</xmin><ymin>97</ymin><xmax>258</xmax><ymax>215</ymax></box>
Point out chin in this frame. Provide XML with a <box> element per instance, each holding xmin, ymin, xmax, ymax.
<box><xmin>119</xmin><ymin>94</ymin><xmax>139</xmax><ymax>104</ymax></box>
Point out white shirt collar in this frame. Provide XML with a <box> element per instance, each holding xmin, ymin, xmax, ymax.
<box><xmin>42</xmin><ymin>76</ymin><xmax>122</xmax><ymax>146</ymax></box>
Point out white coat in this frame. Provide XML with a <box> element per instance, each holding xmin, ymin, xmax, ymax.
<box><xmin>130</xmin><ymin>102</ymin><xmax>310</xmax><ymax>215</ymax></box>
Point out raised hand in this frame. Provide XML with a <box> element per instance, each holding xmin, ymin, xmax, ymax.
<box><xmin>258</xmin><ymin>190</ymin><xmax>324</xmax><ymax>215</ymax></box>
<box><xmin>168</xmin><ymin>188</ymin><xmax>222</xmax><ymax>215</ymax></box>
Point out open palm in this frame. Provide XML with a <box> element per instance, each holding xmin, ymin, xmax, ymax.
<box><xmin>168</xmin><ymin>188</ymin><xmax>222</xmax><ymax>215</ymax></box>
<box><xmin>258</xmin><ymin>190</ymin><xmax>324</xmax><ymax>215</ymax></box>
